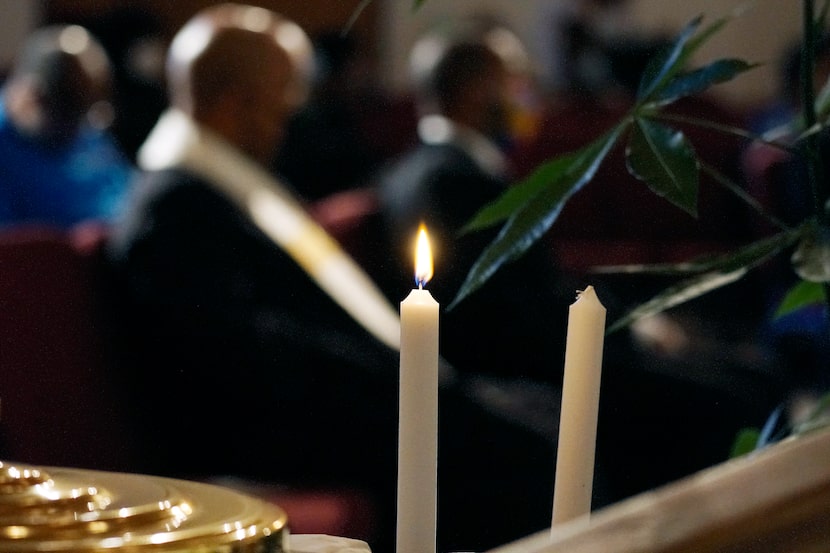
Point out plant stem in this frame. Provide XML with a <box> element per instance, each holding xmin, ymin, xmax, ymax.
<box><xmin>341</xmin><ymin>0</ymin><xmax>373</xmax><ymax>35</ymax></box>
<box><xmin>802</xmin><ymin>0</ymin><xmax>824</xmax><ymax>220</ymax></box>
<box><xmin>700</xmin><ymin>162</ymin><xmax>791</xmax><ymax>231</ymax></box>
<box><xmin>802</xmin><ymin>0</ymin><xmax>830</xmax><ymax>353</ymax></box>
<box><xmin>654</xmin><ymin>112</ymin><xmax>795</xmax><ymax>153</ymax></box>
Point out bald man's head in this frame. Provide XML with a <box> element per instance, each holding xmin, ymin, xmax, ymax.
<box><xmin>166</xmin><ymin>3</ymin><xmax>314</xmax><ymax>163</ymax></box>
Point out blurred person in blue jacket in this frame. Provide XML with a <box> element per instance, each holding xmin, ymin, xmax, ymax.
<box><xmin>0</xmin><ymin>24</ymin><xmax>133</xmax><ymax>228</ymax></box>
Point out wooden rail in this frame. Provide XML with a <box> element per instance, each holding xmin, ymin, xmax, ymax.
<box><xmin>489</xmin><ymin>428</ymin><xmax>830</xmax><ymax>553</ymax></box>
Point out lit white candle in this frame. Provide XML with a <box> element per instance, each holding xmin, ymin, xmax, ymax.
<box><xmin>396</xmin><ymin>223</ymin><xmax>439</xmax><ymax>553</ymax></box>
<box><xmin>552</xmin><ymin>285</ymin><xmax>606</xmax><ymax>528</ymax></box>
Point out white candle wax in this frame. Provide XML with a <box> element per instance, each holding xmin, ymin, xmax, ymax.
<box><xmin>396</xmin><ymin>226</ymin><xmax>439</xmax><ymax>553</ymax></box>
<box><xmin>552</xmin><ymin>285</ymin><xmax>606</xmax><ymax>528</ymax></box>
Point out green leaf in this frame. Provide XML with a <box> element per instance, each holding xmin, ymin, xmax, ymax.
<box><xmin>607</xmin><ymin>267</ymin><xmax>749</xmax><ymax>334</ymax></box>
<box><xmin>462</xmin><ymin>152</ymin><xmax>580</xmax><ymax>234</ymax></box>
<box><xmin>653</xmin><ymin>59</ymin><xmax>758</xmax><ymax>104</ymax></box>
<box><xmin>773</xmin><ymin>279</ymin><xmax>827</xmax><ymax>318</ymax></box>
<box><xmin>683</xmin><ymin>15</ymin><xmax>730</xmax><ymax>56</ymax></box>
<box><xmin>626</xmin><ymin>118</ymin><xmax>699</xmax><ymax>216</ymax></box>
<box><xmin>595</xmin><ymin>229</ymin><xmax>801</xmax><ymax>276</ymax></box>
<box><xmin>606</xmin><ymin>230</ymin><xmax>801</xmax><ymax>333</ymax></box>
<box><xmin>713</xmin><ymin>228</ymin><xmax>802</xmax><ymax>271</ymax></box>
<box><xmin>730</xmin><ymin>428</ymin><xmax>761</xmax><ymax>458</ymax></box>
<box><xmin>636</xmin><ymin>15</ymin><xmax>703</xmax><ymax>102</ymax></box>
<box><xmin>815</xmin><ymin>0</ymin><xmax>830</xmax><ymax>120</ymax></box>
<box><xmin>412</xmin><ymin>0</ymin><xmax>427</xmax><ymax>9</ymax></box>
<box><xmin>591</xmin><ymin>253</ymin><xmax>743</xmax><ymax>276</ymax></box>
<box><xmin>636</xmin><ymin>15</ymin><xmax>733</xmax><ymax>105</ymax></box>
<box><xmin>449</xmin><ymin>125</ymin><xmax>625</xmax><ymax>309</ymax></box>
<box><xmin>814</xmin><ymin>74</ymin><xmax>830</xmax><ymax>122</ymax></box>
<box><xmin>818</xmin><ymin>0</ymin><xmax>830</xmax><ymax>28</ymax></box>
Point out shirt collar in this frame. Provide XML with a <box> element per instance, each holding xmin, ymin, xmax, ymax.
<box><xmin>137</xmin><ymin>108</ymin><xmax>300</xmax><ymax>205</ymax></box>
<box><xmin>417</xmin><ymin>114</ymin><xmax>507</xmax><ymax>178</ymax></box>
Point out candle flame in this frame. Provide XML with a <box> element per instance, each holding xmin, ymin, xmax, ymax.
<box><xmin>414</xmin><ymin>223</ymin><xmax>433</xmax><ymax>288</ymax></box>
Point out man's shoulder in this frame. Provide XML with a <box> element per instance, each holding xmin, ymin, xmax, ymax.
<box><xmin>379</xmin><ymin>143</ymin><xmax>475</xmax><ymax>188</ymax></box>
<box><xmin>399</xmin><ymin>142</ymin><xmax>471</xmax><ymax>166</ymax></box>
<box><xmin>122</xmin><ymin>168</ymin><xmax>238</xmax><ymax>229</ymax></box>
<box><xmin>135</xmin><ymin>168</ymin><xmax>217</xmax><ymax>198</ymax></box>
<box><xmin>107</xmin><ymin>167</ymin><xmax>256</xmax><ymax>265</ymax></box>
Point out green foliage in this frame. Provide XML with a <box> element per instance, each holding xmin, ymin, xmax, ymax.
<box><xmin>626</xmin><ymin>117</ymin><xmax>699</xmax><ymax>216</ymax></box>
<box><xmin>654</xmin><ymin>59</ymin><xmax>759</xmax><ymax>105</ymax></box>
<box><xmin>451</xmin><ymin>11</ymin><xmax>763</xmax><ymax>320</ymax></box>
<box><xmin>730</xmin><ymin>428</ymin><xmax>761</xmax><ymax>458</ymax></box>
<box><xmin>774</xmin><ymin>279</ymin><xmax>827</xmax><ymax>318</ymax></box>
<box><xmin>345</xmin><ymin>0</ymin><xmax>828</xmax><ymax>333</ymax></box>
<box><xmin>461</xmin><ymin>151</ymin><xmax>583</xmax><ymax>234</ymax></box>
<box><xmin>635</xmin><ymin>15</ymin><xmax>715</xmax><ymax>104</ymax></box>
<box><xmin>605</xmin><ymin>229</ymin><xmax>803</xmax><ymax>333</ymax></box>
<box><xmin>448</xmin><ymin>125</ymin><xmax>625</xmax><ymax>309</ymax></box>
<box><xmin>451</xmin><ymin>0</ymin><xmax>830</xmax><ymax>448</ymax></box>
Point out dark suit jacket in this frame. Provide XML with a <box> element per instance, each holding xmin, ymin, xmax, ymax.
<box><xmin>105</xmin><ymin>167</ymin><xmax>562</xmax><ymax>553</ymax></box>
<box><xmin>107</xmin><ymin>166</ymin><xmax>401</xmax><ymax>478</ymax></box>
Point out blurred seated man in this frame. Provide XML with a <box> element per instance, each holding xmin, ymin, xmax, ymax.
<box><xmin>376</xmin><ymin>31</ymin><xmax>576</xmax><ymax>387</ymax></box>
<box><xmin>106</xmin><ymin>4</ymin><xmax>565</xmax><ymax>552</ymax></box>
<box><xmin>0</xmin><ymin>24</ymin><xmax>133</xmax><ymax>228</ymax></box>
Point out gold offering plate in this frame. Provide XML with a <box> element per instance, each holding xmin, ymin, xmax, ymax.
<box><xmin>0</xmin><ymin>460</ymin><xmax>288</xmax><ymax>552</ymax></box>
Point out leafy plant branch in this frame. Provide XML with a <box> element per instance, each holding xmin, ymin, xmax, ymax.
<box><xmin>451</xmin><ymin>3</ymin><xmax>830</xmax><ymax>336</ymax></box>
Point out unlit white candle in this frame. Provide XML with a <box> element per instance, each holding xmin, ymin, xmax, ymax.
<box><xmin>396</xmin><ymin>225</ymin><xmax>439</xmax><ymax>553</ymax></box>
<box><xmin>552</xmin><ymin>285</ymin><xmax>606</xmax><ymax>528</ymax></box>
